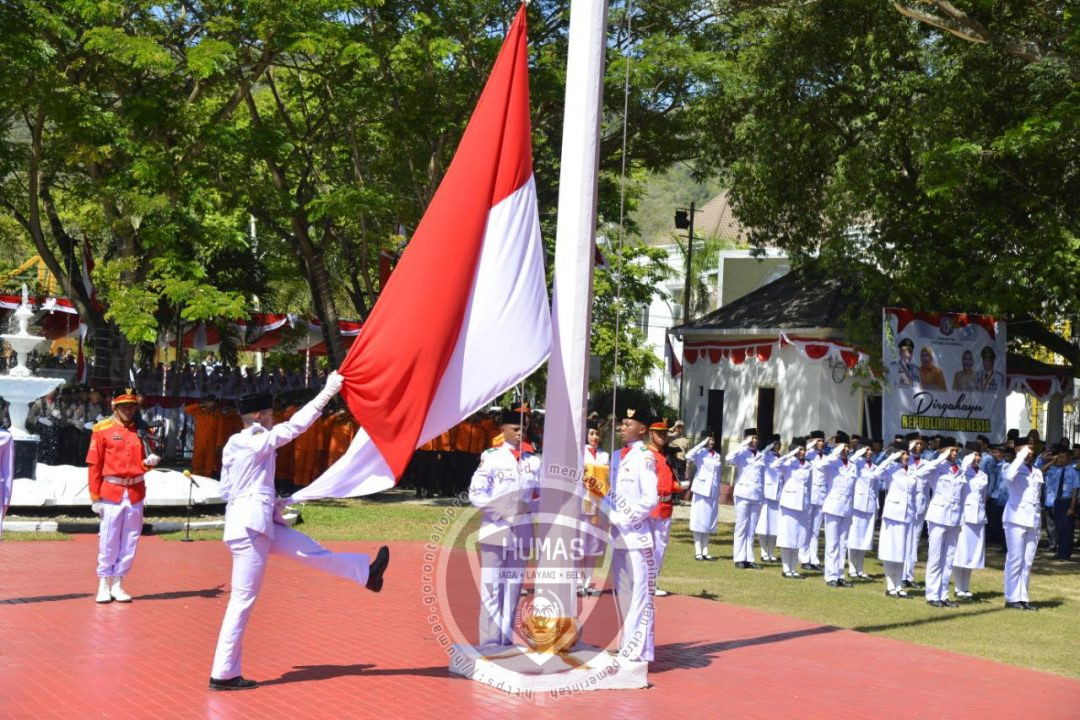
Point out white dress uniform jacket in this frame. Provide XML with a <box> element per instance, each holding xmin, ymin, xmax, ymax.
<box><xmin>923</xmin><ymin>455</ymin><xmax>969</xmax><ymax>528</ymax></box>
<box><xmin>607</xmin><ymin>441</ymin><xmax>660</xmax><ymax>549</ymax></box>
<box><xmin>821</xmin><ymin>455</ymin><xmax>859</xmax><ymax>518</ymax></box>
<box><xmin>1002</xmin><ymin>455</ymin><xmax>1044</xmax><ymax>529</ymax></box>
<box><xmin>727</xmin><ymin>445</ymin><xmax>765</xmax><ymax>502</ymax></box>
<box><xmin>469</xmin><ymin>443</ymin><xmax>540</xmax><ymax>546</ymax></box>
<box><xmin>688</xmin><ymin>440</ymin><xmax>723</xmax><ymax>534</ymax></box>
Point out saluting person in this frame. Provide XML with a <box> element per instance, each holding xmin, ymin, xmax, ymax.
<box><xmin>647</xmin><ymin>418</ymin><xmax>681</xmax><ymax>596</ymax></box>
<box><xmin>918</xmin><ymin>437</ymin><xmax>973</xmax><ymax>608</ymax></box>
<box><xmin>878</xmin><ymin>442</ymin><xmax>917</xmax><ymax>598</ymax></box>
<box><xmin>774</xmin><ymin>438</ymin><xmax>813</xmax><ymax>579</ymax></box>
<box><xmin>86</xmin><ymin>388</ymin><xmax>162</xmax><ymax>604</ymax></box>
<box><xmin>687</xmin><ymin>434</ymin><xmax>722</xmax><ymax>561</ymax></box>
<box><xmin>726</xmin><ymin>428</ymin><xmax>765</xmax><ymax>569</ymax></box>
<box><xmin>847</xmin><ymin>440</ymin><xmax>892</xmax><ymax>580</ymax></box>
<box><xmin>800</xmin><ymin>430</ymin><xmax>828</xmax><ymax>570</ymax></box>
<box><xmin>953</xmin><ymin>446</ymin><xmax>989</xmax><ymax>599</ymax></box>
<box><xmin>1000</xmin><ymin>440</ymin><xmax>1043</xmax><ymax>610</ymax></box>
<box><xmin>209</xmin><ymin>373</ymin><xmax>389</xmax><ymax>690</ymax></box>
<box><xmin>756</xmin><ymin>434</ymin><xmax>782</xmax><ymax>563</ymax></box>
<box><xmin>819</xmin><ymin>432</ymin><xmax>856</xmax><ymax>588</ymax></box>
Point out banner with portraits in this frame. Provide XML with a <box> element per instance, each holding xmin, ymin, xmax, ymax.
<box><xmin>882</xmin><ymin>308</ymin><xmax>1007</xmax><ymax>443</ymax></box>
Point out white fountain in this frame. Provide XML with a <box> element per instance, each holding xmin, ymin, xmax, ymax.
<box><xmin>0</xmin><ymin>285</ymin><xmax>66</xmax><ymax>439</ymax></box>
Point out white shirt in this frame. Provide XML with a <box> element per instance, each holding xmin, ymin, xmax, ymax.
<box><xmin>726</xmin><ymin>443</ymin><xmax>765</xmax><ymax>501</ymax></box>
<box><xmin>219</xmin><ymin>396</ymin><xmax>325</xmax><ymax>542</ymax></box>
<box><xmin>605</xmin><ymin>441</ymin><xmax>659</xmax><ymax>549</ymax></box>
<box><xmin>469</xmin><ymin>443</ymin><xmax>540</xmax><ymax>545</ymax></box>
<box><xmin>687</xmin><ymin>439</ymin><xmax>722</xmax><ymax>498</ymax></box>
<box><xmin>1002</xmin><ymin>452</ymin><xmax>1044</xmax><ymax>529</ymax></box>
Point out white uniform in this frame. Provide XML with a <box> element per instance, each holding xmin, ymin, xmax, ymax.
<box><xmin>605</xmin><ymin>441</ymin><xmax>659</xmax><ymax>662</ymax></box>
<box><xmin>756</xmin><ymin>448</ymin><xmax>782</xmax><ymax>560</ymax></box>
<box><xmin>904</xmin><ymin>455</ymin><xmax>930</xmax><ymax>583</ymax></box>
<box><xmin>800</xmin><ymin>445</ymin><xmax>830</xmax><ymax>565</ymax></box>
<box><xmin>920</xmin><ymin>453</ymin><xmax>970</xmax><ymax>602</ymax></box>
<box><xmin>878</xmin><ymin>463</ymin><xmax>918</xmax><ymax>592</ymax></box>
<box><xmin>847</xmin><ymin>454</ymin><xmax>893</xmax><ymax>576</ymax></box>
<box><xmin>210</xmin><ymin>385</ymin><xmax>372</xmax><ymax>682</ymax></box>
<box><xmin>470</xmin><ymin>442</ymin><xmax>540</xmax><ymax>647</ymax></box>
<box><xmin>687</xmin><ymin>439</ymin><xmax>722</xmax><ymax>557</ymax></box>
<box><xmin>954</xmin><ymin>466</ymin><xmax>989</xmax><ymax>594</ymax></box>
<box><xmin>774</xmin><ymin>452</ymin><xmax>813</xmax><ymax>574</ymax></box>
<box><xmin>820</xmin><ymin>452</ymin><xmax>858</xmax><ymax>583</ymax></box>
<box><xmin>1001</xmin><ymin>450</ymin><xmax>1044</xmax><ymax>604</ymax></box>
<box><xmin>726</xmin><ymin>441</ymin><xmax>765</xmax><ymax>565</ymax></box>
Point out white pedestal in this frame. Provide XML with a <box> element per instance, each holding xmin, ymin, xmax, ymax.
<box><xmin>449</xmin><ymin>643</ymin><xmax>648</xmax><ymax>695</ymax></box>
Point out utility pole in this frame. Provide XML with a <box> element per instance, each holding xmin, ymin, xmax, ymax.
<box><xmin>674</xmin><ymin>202</ymin><xmax>696</xmax><ymax>418</ymax></box>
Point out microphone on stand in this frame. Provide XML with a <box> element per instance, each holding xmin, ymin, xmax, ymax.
<box><xmin>182</xmin><ymin>469</ymin><xmax>198</xmax><ymax>542</ymax></box>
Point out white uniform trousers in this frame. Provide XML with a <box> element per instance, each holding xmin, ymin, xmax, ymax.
<box><xmin>97</xmin><ymin>490</ymin><xmax>144</xmax><ymax>578</ymax></box>
<box><xmin>1003</xmin><ymin>522</ymin><xmax>1039</xmax><ymax>604</ymax></box>
<box><xmin>211</xmin><ymin>526</ymin><xmax>370</xmax><ymax>679</ymax></box>
<box><xmin>823</xmin><ymin>513</ymin><xmax>852</xmax><ymax>582</ymax></box>
<box><xmin>477</xmin><ymin>544</ymin><xmax>525</xmax><ymax>648</ymax></box>
<box><xmin>611</xmin><ymin>547</ymin><xmax>655</xmax><ymax>662</ymax></box>
<box><xmin>799</xmin><ymin>504</ymin><xmax>824</xmax><ymax>565</ymax></box>
<box><xmin>904</xmin><ymin>512</ymin><xmax>926</xmax><ymax>582</ymax></box>
<box><xmin>650</xmin><ymin>516</ymin><xmax>672</xmax><ymax>580</ymax></box>
<box><xmin>924</xmin><ymin>522</ymin><xmax>960</xmax><ymax>602</ymax></box>
<box><xmin>756</xmin><ymin>498</ymin><xmax>780</xmax><ymax>560</ymax></box>
<box><xmin>733</xmin><ymin>498</ymin><xmax>763</xmax><ymax>564</ymax></box>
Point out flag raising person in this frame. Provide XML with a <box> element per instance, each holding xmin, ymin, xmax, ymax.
<box><xmin>208</xmin><ymin>373</ymin><xmax>389</xmax><ymax>691</ymax></box>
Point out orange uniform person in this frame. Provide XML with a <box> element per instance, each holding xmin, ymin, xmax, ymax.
<box><xmin>326</xmin><ymin>406</ymin><xmax>358</xmax><ymax>468</ymax></box>
<box><xmin>647</xmin><ymin>418</ymin><xmax>682</xmax><ymax>597</ymax></box>
<box><xmin>87</xmin><ymin>388</ymin><xmax>161</xmax><ymax>604</ymax></box>
<box><xmin>292</xmin><ymin>406</ymin><xmax>325</xmax><ymax>487</ymax></box>
<box><xmin>184</xmin><ymin>395</ymin><xmax>221</xmax><ymax>477</ymax></box>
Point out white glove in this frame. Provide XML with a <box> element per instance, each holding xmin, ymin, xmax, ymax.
<box><xmin>51</xmin><ymin>408</ymin><xmax>62</xmax><ymax>418</ymax></box>
<box><xmin>144</xmin><ymin>453</ymin><xmax>161</xmax><ymax>468</ymax></box>
<box><xmin>91</xmin><ymin>501</ymin><xmax>103</xmax><ymax>516</ymax></box>
<box><xmin>885</xmin><ymin>451</ymin><xmax>902</xmax><ymax>467</ymax></box>
<box><xmin>908</xmin><ymin>439</ymin><xmax>917</xmax><ymax>451</ymax></box>
<box><xmin>37</xmin><ymin>417</ymin><xmax>53</xmax><ymax>427</ymax></box>
<box><xmin>960</xmin><ymin>452</ymin><xmax>976</xmax><ymax>471</ymax></box>
<box><xmin>324</xmin><ymin>370</ymin><xmax>344</xmax><ymax>396</ymax></box>
<box><xmin>84</xmin><ymin>421</ymin><xmax>96</xmax><ymax>430</ymax></box>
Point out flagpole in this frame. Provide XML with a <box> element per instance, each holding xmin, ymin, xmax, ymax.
<box><xmin>537</xmin><ymin>0</ymin><xmax>609</xmax><ymax>649</ymax></box>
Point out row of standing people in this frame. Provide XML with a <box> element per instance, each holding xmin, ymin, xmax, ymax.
<box><xmin>714</xmin><ymin>429</ymin><xmax>1069</xmax><ymax>609</ymax></box>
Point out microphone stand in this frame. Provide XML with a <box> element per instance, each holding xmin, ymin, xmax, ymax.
<box><xmin>182</xmin><ymin>470</ymin><xmax>199</xmax><ymax>542</ymax></box>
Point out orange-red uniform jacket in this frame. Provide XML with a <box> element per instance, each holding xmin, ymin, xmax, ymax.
<box><xmin>86</xmin><ymin>416</ymin><xmax>149</xmax><ymax>504</ymax></box>
<box><xmin>649</xmin><ymin>448</ymin><xmax>677</xmax><ymax>520</ymax></box>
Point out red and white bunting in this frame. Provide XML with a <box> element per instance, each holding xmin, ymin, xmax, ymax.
<box><xmin>682</xmin><ymin>334</ymin><xmax>870</xmax><ymax>371</ymax></box>
<box><xmin>1008</xmin><ymin>373</ymin><xmax>1073</xmax><ymax>400</ymax></box>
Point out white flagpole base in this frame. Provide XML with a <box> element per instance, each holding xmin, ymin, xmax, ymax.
<box><xmin>448</xmin><ymin>643</ymin><xmax>648</xmax><ymax>694</ymax></box>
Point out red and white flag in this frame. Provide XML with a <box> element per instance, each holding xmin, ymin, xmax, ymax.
<box><xmin>665</xmin><ymin>333</ymin><xmax>682</xmax><ymax>379</ymax></box>
<box><xmin>292</xmin><ymin>7</ymin><xmax>551</xmax><ymax>500</ymax></box>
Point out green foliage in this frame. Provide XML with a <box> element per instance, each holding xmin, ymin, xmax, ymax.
<box><xmin>695</xmin><ymin>1</ymin><xmax>1080</xmax><ymax>358</ymax></box>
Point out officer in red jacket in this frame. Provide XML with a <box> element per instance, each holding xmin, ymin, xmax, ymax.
<box><xmin>647</xmin><ymin>418</ymin><xmax>685</xmax><ymax>596</ymax></box>
<box><xmin>87</xmin><ymin>388</ymin><xmax>160</xmax><ymax>604</ymax></box>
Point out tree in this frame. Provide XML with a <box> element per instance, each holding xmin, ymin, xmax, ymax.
<box><xmin>694</xmin><ymin>1</ymin><xmax>1080</xmax><ymax>366</ymax></box>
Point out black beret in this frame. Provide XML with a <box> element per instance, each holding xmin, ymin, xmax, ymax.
<box><xmin>810</xmin><ymin>430</ymin><xmax>825</xmax><ymax>440</ymax></box>
<box><xmin>835</xmin><ymin>430</ymin><xmax>850</xmax><ymax>445</ymax></box>
<box><xmin>743</xmin><ymin>427</ymin><xmax>758</xmax><ymax>438</ymax></box>
<box><xmin>497</xmin><ymin>408</ymin><xmax>527</xmax><ymax>426</ymax></box>
<box><xmin>238</xmin><ymin>393</ymin><xmax>273</xmax><ymax>415</ymax></box>
<box><xmin>939</xmin><ymin>437</ymin><xmax>958</xmax><ymax>449</ymax></box>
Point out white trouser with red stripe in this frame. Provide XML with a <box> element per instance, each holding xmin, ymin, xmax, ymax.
<box><xmin>210</xmin><ymin>525</ymin><xmax>370</xmax><ymax>680</ymax></box>
<box><xmin>97</xmin><ymin>489</ymin><xmax>144</xmax><ymax>578</ymax></box>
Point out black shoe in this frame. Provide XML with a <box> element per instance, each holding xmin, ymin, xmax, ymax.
<box><xmin>702</xmin><ymin>554</ymin><xmax>718</xmax><ymax>561</ymax></box>
<box><xmin>209</xmin><ymin>676</ymin><xmax>257</xmax><ymax>691</ymax></box>
<box><xmin>809</xmin><ymin>563</ymin><xmax>823</xmax><ymax>571</ymax></box>
<box><xmin>901</xmin><ymin>580</ymin><xmax>915</xmax><ymax>589</ymax></box>
<box><xmin>1005</xmin><ymin>601</ymin><xmax>1026</xmax><ymax>610</ymax></box>
<box><xmin>927</xmin><ymin>600</ymin><xmax>943</xmax><ymax>608</ymax></box>
<box><xmin>366</xmin><ymin>546</ymin><xmax>390</xmax><ymax>592</ymax></box>
<box><xmin>837</xmin><ymin>579</ymin><xmax>854</xmax><ymax>588</ymax></box>
<box><xmin>1022</xmin><ymin>602</ymin><xmax>1039</xmax><ymax>612</ymax></box>
<box><xmin>747</xmin><ymin>562</ymin><xmax>762</xmax><ymax>569</ymax></box>
<box><xmin>800</xmin><ymin>563</ymin><xmax>814</xmax><ymax>570</ymax></box>
<box><xmin>943</xmin><ymin>600</ymin><xmax>959</xmax><ymax>608</ymax></box>
<box><xmin>825</xmin><ymin>580</ymin><xmax>839</xmax><ymax>587</ymax></box>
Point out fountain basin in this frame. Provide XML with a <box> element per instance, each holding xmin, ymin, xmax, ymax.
<box><xmin>0</xmin><ymin>375</ymin><xmax>67</xmax><ymax>439</ymax></box>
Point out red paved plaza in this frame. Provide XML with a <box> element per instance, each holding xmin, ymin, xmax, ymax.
<box><xmin>1</xmin><ymin>535</ymin><xmax>1076</xmax><ymax>719</ymax></box>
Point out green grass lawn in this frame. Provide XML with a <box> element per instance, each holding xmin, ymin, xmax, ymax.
<box><xmin>124</xmin><ymin>498</ymin><xmax>1080</xmax><ymax>679</ymax></box>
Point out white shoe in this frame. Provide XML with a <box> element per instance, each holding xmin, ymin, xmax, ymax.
<box><xmin>96</xmin><ymin>577</ymin><xmax>112</xmax><ymax>604</ymax></box>
<box><xmin>110</xmin><ymin>578</ymin><xmax>132</xmax><ymax>603</ymax></box>
<box><xmin>654</xmin><ymin>589</ymin><xmax>669</xmax><ymax>597</ymax></box>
